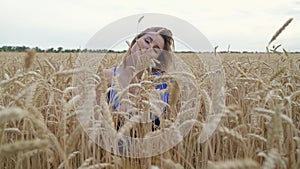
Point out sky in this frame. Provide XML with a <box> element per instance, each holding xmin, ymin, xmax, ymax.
<box><xmin>0</xmin><ymin>0</ymin><xmax>299</xmax><ymax>52</ymax></box>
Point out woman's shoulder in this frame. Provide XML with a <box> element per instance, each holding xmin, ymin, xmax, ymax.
<box><xmin>104</xmin><ymin>67</ymin><xmax>116</xmax><ymax>85</ymax></box>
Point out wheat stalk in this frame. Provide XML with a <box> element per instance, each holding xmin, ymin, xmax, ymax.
<box><xmin>0</xmin><ymin>139</ymin><xmax>50</xmax><ymax>155</ymax></box>
<box><xmin>208</xmin><ymin>159</ymin><xmax>260</xmax><ymax>169</ymax></box>
<box><xmin>268</xmin><ymin>18</ymin><xmax>293</xmax><ymax>46</ymax></box>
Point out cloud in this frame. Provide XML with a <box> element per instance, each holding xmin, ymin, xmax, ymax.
<box><xmin>0</xmin><ymin>0</ymin><xmax>299</xmax><ymax>51</ymax></box>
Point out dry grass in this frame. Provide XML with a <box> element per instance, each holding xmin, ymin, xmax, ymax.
<box><xmin>0</xmin><ymin>51</ymin><xmax>299</xmax><ymax>169</ymax></box>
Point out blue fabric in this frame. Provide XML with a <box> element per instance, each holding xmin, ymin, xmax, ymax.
<box><xmin>107</xmin><ymin>68</ymin><xmax>169</xmax><ymax>112</ymax></box>
<box><xmin>107</xmin><ymin>68</ymin><xmax>170</xmax><ymax>131</ymax></box>
<box><xmin>107</xmin><ymin>87</ymin><xmax>120</xmax><ymax>110</ymax></box>
<box><xmin>107</xmin><ymin>67</ymin><xmax>120</xmax><ymax>110</ymax></box>
<box><xmin>107</xmin><ymin>68</ymin><xmax>170</xmax><ymax>154</ymax></box>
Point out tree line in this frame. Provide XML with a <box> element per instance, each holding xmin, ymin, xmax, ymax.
<box><xmin>0</xmin><ymin>46</ymin><xmax>127</xmax><ymax>53</ymax></box>
<box><xmin>1</xmin><ymin>45</ymin><xmax>299</xmax><ymax>54</ymax></box>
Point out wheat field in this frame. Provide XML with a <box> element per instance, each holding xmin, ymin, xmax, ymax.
<box><xmin>0</xmin><ymin>50</ymin><xmax>299</xmax><ymax>169</ymax></box>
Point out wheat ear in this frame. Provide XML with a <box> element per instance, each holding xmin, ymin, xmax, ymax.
<box><xmin>268</xmin><ymin>18</ymin><xmax>293</xmax><ymax>46</ymax></box>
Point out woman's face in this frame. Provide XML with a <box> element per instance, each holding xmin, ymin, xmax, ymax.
<box><xmin>130</xmin><ymin>32</ymin><xmax>165</xmax><ymax>59</ymax></box>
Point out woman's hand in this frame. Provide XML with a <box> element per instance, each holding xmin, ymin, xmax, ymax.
<box><xmin>124</xmin><ymin>48</ymin><xmax>161</xmax><ymax>73</ymax></box>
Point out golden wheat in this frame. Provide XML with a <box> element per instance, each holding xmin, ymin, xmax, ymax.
<box><xmin>0</xmin><ymin>51</ymin><xmax>299</xmax><ymax>169</ymax></box>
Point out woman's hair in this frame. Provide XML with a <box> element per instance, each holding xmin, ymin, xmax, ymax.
<box><xmin>123</xmin><ymin>27</ymin><xmax>175</xmax><ymax>71</ymax></box>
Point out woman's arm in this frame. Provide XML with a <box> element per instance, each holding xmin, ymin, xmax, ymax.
<box><xmin>103</xmin><ymin>67</ymin><xmax>114</xmax><ymax>86</ymax></box>
<box><xmin>105</xmin><ymin>66</ymin><xmax>135</xmax><ymax>89</ymax></box>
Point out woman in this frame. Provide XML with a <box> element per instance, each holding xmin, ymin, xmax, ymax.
<box><xmin>104</xmin><ymin>27</ymin><xmax>174</xmax><ymax>89</ymax></box>
<box><xmin>103</xmin><ymin>27</ymin><xmax>176</xmax><ymax>134</ymax></box>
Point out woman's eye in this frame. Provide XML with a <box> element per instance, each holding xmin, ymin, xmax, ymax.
<box><xmin>145</xmin><ymin>38</ymin><xmax>150</xmax><ymax>44</ymax></box>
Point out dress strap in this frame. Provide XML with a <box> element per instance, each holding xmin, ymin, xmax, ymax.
<box><xmin>113</xmin><ymin>67</ymin><xmax>117</xmax><ymax>77</ymax></box>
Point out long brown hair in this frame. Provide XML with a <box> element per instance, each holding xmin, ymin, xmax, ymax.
<box><xmin>123</xmin><ymin>27</ymin><xmax>175</xmax><ymax>71</ymax></box>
